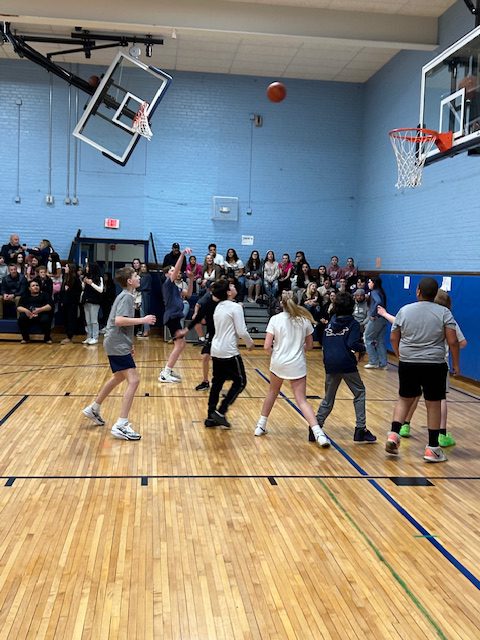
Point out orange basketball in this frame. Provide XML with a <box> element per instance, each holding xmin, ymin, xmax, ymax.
<box><xmin>88</xmin><ymin>75</ymin><xmax>100</xmax><ymax>88</ymax></box>
<box><xmin>267</xmin><ymin>81</ymin><xmax>287</xmax><ymax>103</ymax></box>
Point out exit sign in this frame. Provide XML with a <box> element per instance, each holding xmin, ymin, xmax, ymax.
<box><xmin>104</xmin><ymin>218</ymin><xmax>120</xmax><ymax>229</ymax></box>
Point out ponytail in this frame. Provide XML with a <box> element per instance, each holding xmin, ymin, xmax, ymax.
<box><xmin>281</xmin><ymin>291</ymin><xmax>315</xmax><ymax>324</ymax></box>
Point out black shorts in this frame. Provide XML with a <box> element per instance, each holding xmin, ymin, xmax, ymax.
<box><xmin>398</xmin><ymin>361</ymin><xmax>448</xmax><ymax>401</ymax></box>
<box><xmin>108</xmin><ymin>353</ymin><xmax>136</xmax><ymax>373</ymax></box>
<box><xmin>201</xmin><ymin>341</ymin><xmax>212</xmax><ymax>355</ymax></box>
<box><xmin>166</xmin><ymin>317</ymin><xmax>183</xmax><ymax>338</ymax></box>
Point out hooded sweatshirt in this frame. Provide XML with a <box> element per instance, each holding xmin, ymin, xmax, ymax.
<box><xmin>322</xmin><ymin>314</ymin><xmax>365</xmax><ymax>374</ymax></box>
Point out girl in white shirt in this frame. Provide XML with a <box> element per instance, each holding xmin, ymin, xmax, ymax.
<box><xmin>255</xmin><ymin>291</ymin><xmax>330</xmax><ymax>447</ymax></box>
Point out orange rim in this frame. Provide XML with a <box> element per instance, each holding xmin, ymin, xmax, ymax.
<box><xmin>389</xmin><ymin>128</ymin><xmax>437</xmax><ymax>143</ymax></box>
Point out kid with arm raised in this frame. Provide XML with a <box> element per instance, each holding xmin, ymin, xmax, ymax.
<box><xmin>158</xmin><ymin>247</ymin><xmax>195</xmax><ymax>383</ymax></box>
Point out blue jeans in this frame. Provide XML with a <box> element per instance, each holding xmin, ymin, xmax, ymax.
<box><xmin>364</xmin><ymin>317</ymin><xmax>388</xmax><ymax>367</ymax></box>
<box><xmin>264</xmin><ymin>280</ymin><xmax>278</xmax><ymax>298</ymax></box>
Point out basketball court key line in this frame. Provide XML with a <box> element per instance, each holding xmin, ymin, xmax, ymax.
<box><xmin>254</xmin><ymin>368</ymin><xmax>480</xmax><ymax>592</ymax></box>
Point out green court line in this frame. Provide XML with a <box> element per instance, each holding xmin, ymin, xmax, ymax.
<box><xmin>318</xmin><ymin>479</ymin><xmax>448</xmax><ymax>640</ymax></box>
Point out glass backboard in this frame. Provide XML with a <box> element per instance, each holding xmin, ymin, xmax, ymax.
<box><xmin>73</xmin><ymin>52</ymin><xmax>172</xmax><ymax>165</ymax></box>
<box><xmin>421</xmin><ymin>25</ymin><xmax>480</xmax><ymax>165</ymax></box>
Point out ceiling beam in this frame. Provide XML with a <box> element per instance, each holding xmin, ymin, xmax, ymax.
<box><xmin>1</xmin><ymin>0</ymin><xmax>439</xmax><ymax>51</ymax></box>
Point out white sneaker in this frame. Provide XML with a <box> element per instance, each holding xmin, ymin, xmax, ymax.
<box><xmin>82</xmin><ymin>405</ymin><xmax>105</xmax><ymax>426</ymax></box>
<box><xmin>315</xmin><ymin>432</ymin><xmax>331</xmax><ymax>448</ymax></box>
<box><xmin>111</xmin><ymin>422</ymin><xmax>141</xmax><ymax>440</ymax></box>
<box><xmin>82</xmin><ymin>338</ymin><xmax>90</xmax><ymax>344</ymax></box>
<box><xmin>254</xmin><ymin>424</ymin><xmax>268</xmax><ymax>436</ymax></box>
<box><xmin>170</xmin><ymin>370</ymin><xmax>182</xmax><ymax>380</ymax></box>
<box><xmin>363</xmin><ymin>363</ymin><xmax>378</xmax><ymax>369</ymax></box>
<box><xmin>87</xmin><ymin>338</ymin><xmax>98</xmax><ymax>345</ymax></box>
<box><xmin>158</xmin><ymin>371</ymin><xmax>180</xmax><ymax>383</ymax></box>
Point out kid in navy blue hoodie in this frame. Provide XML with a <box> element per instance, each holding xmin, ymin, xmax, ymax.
<box><xmin>315</xmin><ymin>292</ymin><xmax>377</xmax><ymax>444</ymax></box>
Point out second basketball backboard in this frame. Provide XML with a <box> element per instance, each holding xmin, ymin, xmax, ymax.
<box><xmin>421</xmin><ymin>25</ymin><xmax>480</xmax><ymax>165</ymax></box>
<box><xmin>73</xmin><ymin>52</ymin><xmax>172</xmax><ymax>165</ymax></box>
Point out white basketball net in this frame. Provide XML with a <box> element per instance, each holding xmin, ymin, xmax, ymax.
<box><xmin>132</xmin><ymin>102</ymin><xmax>153</xmax><ymax>141</ymax></box>
<box><xmin>389</xmin><ymin>129</ymin><xmax>438</xmax><ymax>189</ymax></box>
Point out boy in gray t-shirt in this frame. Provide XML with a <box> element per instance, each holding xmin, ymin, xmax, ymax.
<box><xmin>82</xmin><ymin>266</ymin><xmax>156</xmax><ymax>440</ymax></box>
<box><xmin>386</xmin><ymin>277</ymin><xmax>460</xmax><ymax>463</ymax></box>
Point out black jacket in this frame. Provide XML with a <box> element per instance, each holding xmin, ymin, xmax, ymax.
<box><xmin>322</xmin><ymin>314</ymin><xmax>365</xmax><ymax>374</ymax></box>
<box><xmin>1</xmin><ymin>273</ymin><xmax>27</xmax><ymax>297</ymax></box>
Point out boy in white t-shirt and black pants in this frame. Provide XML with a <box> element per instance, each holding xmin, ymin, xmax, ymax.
<box><xmin>205</xmin><ymin>279</ymin><xmax>254</xmax><ymax>428</ymax></box>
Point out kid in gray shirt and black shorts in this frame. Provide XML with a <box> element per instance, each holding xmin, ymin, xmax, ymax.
<box><xmin>82</xmin><ymin>266</ymin><xmax>156</xmax><ymax>440</ymax></box>
<box><xmin>386</xmin><ymin>277</ymin><xmax>459</xmax><ymax>463</ymax></box>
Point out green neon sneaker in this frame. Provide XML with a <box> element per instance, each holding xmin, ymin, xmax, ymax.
<box><xmin>438</xmin><ymin>432</ymin><xmax>456</xmax><ymax>447</ymax></box>
<box><xmin>399</xmin><ymin>423</ymin><xmax>411</xmax><ymax>438</ymax></box>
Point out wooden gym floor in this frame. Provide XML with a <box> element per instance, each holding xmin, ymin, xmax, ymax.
<box><xmin>0</xmin><ymin>338</ymin><xmax>479</xmax><ymax>639</ymax></box>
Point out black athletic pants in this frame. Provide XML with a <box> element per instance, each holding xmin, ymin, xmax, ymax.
<box><xmin>208</xmin><ymin>355</ymin><xmax>247</xmax><ymax>416</ymax></box>
<box><xmin>17</xmin><ymin>312</ymin><xmax>51</xmax><ymax>342</ymax></box>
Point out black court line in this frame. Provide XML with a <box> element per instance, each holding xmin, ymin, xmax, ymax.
<box><xmin>0</xmin><ymin>395</ymin><xmax>28</xmax><ymax>426</ymax></box>
<box><xmin>390</xmin><ymin>477</ymin><xmax>434</xmax><ymax>487</ymax></box>
<box><xmin>0</xmin><ymin>474</ymin><xmax>479</xmax><ymax>481</ymax></box>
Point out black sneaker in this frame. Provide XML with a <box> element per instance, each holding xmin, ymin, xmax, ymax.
<box><xmin>354</xmin><ymin>428</ymin><xmax>377</xmax><ymax>444</ymax></box>
<box><xmin>209</xmin><ymin>410</ymin><xmax>231</xmax><ymax>429</ymax></box>
<box><xmin>204</xmin><ymin>418</ymin><xmax>217</xmax><ymax>428</ymax></box>
<box><xmin>195</xmin><ymin>380</ymin><xmax>210</xmax><ymax>391</ymax></box>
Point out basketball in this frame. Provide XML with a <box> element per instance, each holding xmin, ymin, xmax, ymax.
<box><xmin>87</xmin><ymin>75</ymin><xmax>100</xmax><ymax>89</ymax></box>
<box><xmin>267</xmin><ymin>81</ymin><xmax>287</xmax><ymax>103</ymax></box>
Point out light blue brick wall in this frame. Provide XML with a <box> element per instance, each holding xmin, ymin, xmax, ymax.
<box><xmin>2</xmin><ymin>0</ymin><xmax>477</xmax><ymax>272</ymax></box>
<box><xmin>357</xmin><ymin>1</ymin><xmax>480</xmax><ymax>272</ymax></box>
<box><xmin>0</xmin><ymin>60</ymin><xmax>362</xmax><ymax>268</ymax></box>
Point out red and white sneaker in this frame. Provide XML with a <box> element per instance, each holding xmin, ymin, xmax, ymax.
<box><xmin>385</xmin><ymin>431</ymin><xmax>401</xmax><ymax>455</ymax></box>
<box><xmin>424</xmin><ymin>446</ymin><xmax>447</xmax><ymax>463</ymax></box>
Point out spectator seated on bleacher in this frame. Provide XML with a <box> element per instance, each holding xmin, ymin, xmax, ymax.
<box><xmin>17</xmin><ymin>280</ymin><xmax>53</xmax><ymax>343</ymax></box>
<box><xmin>25</xmin><ymin>256</ymin><xmax>40</xmax><ymax>281</ymax></box>
<box><xmin>0</xmin><ymin>263</ymin><xmax>27</xmax><ymax>319</ymax></box>
<box><xmin>0</xmin><ymin>256</ymin><xmax>8</xmax><ymax>284</ymax></box>
<box><xmin>245</xmin><ymin>250</ymin><xmax>263</xmax><ymax>302</ymax></box>
<box><xmin>33</xmin><ymin>265</ymin><xmax>54</xmax><ymax>304</ymax></box>
<box><xmin>293</xmin><ymin>262</ymin><xmax>314</xmax><ymax>303</ymax></box>
<box><xmin>0</xmin><ymin>234</ymin><xmax>25</xmax><ymax>263</ymax></box>
<box><xmin>27</xmin><ymin>239</ymin><xmax>54</xmax><ymax>265</ymax></box>
<box><xmin>262</xmin><ymin>250</ymin><xmax>280</xmax><ymax>300</ymax></box>
<box><xmin>326</xmin><ymin>256</ymin><xmax>342</xmax><ymax>286</ymax></box>
<box><xmin>316</xmin><ymin>265</ymin><xmax>327</xmax><ymax>286</ymax></box>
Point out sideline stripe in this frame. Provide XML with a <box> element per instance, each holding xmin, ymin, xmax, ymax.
<box><xmin>318</xmin><ymin>479</ymin><xmax>447</xmax><ymax>640</ymax></box>
<box><xmin>0</xmin><ymin>395</ymin><xmax>28</xmax><ymax>426</ymax></box>
<box><xmin>255</xmin><ymin>367</ymin><xmax>480</xmax><ymax>592</ymax></box>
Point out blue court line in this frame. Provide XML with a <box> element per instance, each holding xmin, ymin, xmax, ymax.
<box><xmin>0</xmin><ymin>395</ymin><xmax>28</xmax><ymax>426</ymax></box>
<box><xmin>254</xmin><ymin>367</ymin><xmax>480</xmax><ymax>592</ymax></box>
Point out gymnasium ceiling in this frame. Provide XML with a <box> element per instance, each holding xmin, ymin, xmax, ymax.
<box><xmin>0</xmin><ymin>0</ymin><xmax>459</xmax><ymax>83</ymax></box>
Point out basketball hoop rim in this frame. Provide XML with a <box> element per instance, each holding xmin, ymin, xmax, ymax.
<box><xmin>389</xmin><ymin>127</ymin><xmax>438</xmax><ymax>143</ymax></box>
